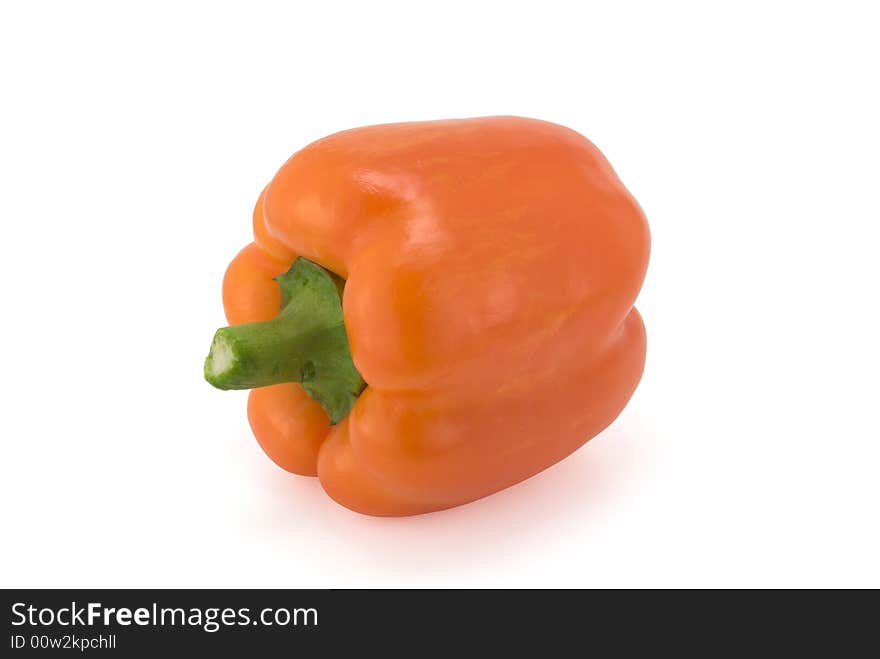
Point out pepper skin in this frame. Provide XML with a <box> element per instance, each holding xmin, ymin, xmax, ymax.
<box><xmin>218</xmin><ymin>116</ymin><xmax>649</xmax><ymax>516</ymax></box>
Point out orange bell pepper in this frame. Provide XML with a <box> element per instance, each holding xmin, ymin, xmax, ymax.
<box><xmin>204</xmin><ymin>116</ymin><xmax>650</xmax><ymax>516</ymax></box>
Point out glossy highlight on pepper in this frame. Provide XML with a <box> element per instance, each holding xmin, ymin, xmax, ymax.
<box><xmin>205</xmin><ymin>116</ymin><xmax>650</xmax><ymax>516</ymax></box>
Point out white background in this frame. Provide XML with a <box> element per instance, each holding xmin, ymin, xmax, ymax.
<box><xmin>1</xmin><ymin>1</ymin><xmax>878</xmax><ymax>588</ymax></box>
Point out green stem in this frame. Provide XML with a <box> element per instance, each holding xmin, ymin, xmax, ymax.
<box><xmin>204</xmin><ymin>257</ymin><xmax>365</xmax><ymax>424</ymax></box>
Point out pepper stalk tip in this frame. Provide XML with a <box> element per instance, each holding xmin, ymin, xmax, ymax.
<box><xmin>204</xmin><ymin>330</ymin><xmax>237</xmax><ymax>389</ymax></box>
